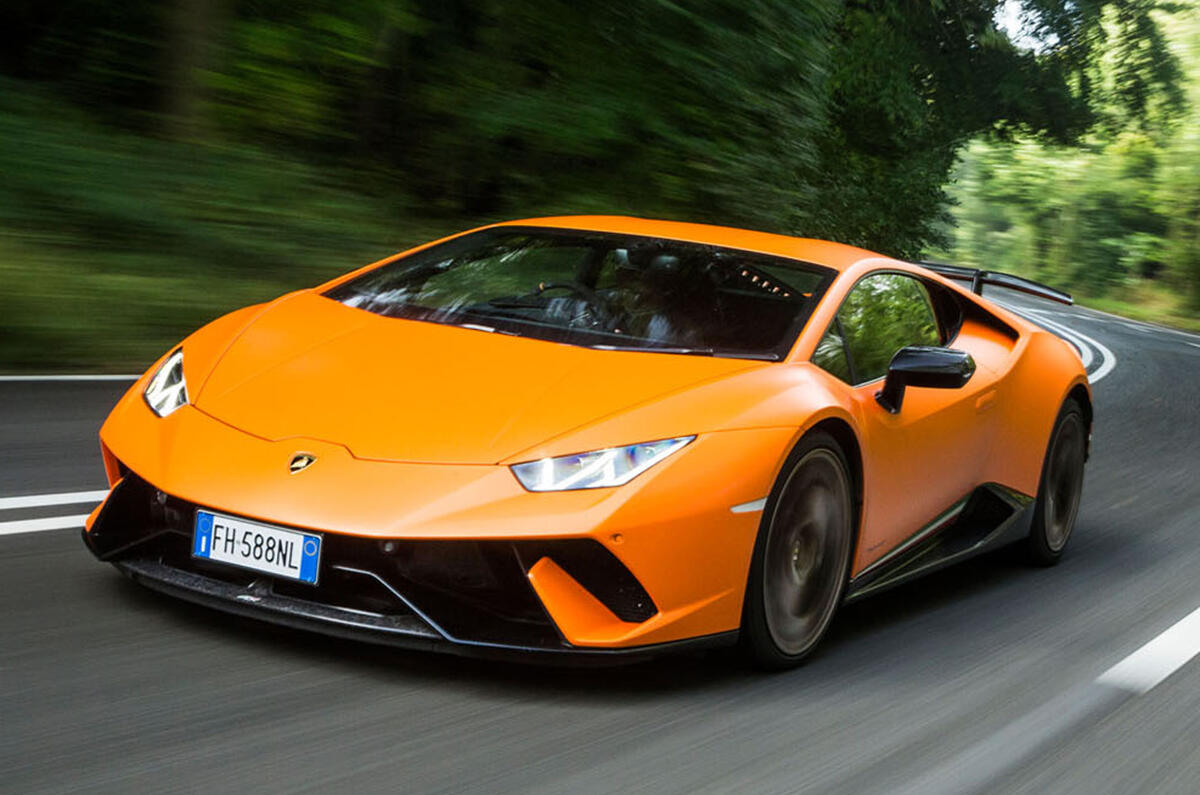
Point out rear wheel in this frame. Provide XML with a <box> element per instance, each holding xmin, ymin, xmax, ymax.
<box><xmin>741</xmin><ymin>432</ymin><xmax>855</xmax><ymax>669</ymax></box>
<box><xmin>1026</xmin><ymin>399</ymin><xmax>1087</xmax><ymax>566</ymax></box>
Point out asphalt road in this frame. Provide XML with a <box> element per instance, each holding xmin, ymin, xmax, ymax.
<box><xmin>3</xmin><ymin>289</ymin><xmax>1199</xmax><ymax>794</ymax></box>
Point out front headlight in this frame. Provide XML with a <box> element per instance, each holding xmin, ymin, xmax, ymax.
<box><xmin>143</xmin><ymin>348</ymin><xmax>188</xmax><ymax>417</ymax></box>
<box><xmin>511</xmin><ymin>436</ymin><xmax>694</xmax><ymax>492</ymax></box>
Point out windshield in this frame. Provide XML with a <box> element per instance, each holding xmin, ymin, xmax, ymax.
<box><xmin>324</xmin><ymin>227</ymin><xmax>834</xmax><ymax>360</ymax></box>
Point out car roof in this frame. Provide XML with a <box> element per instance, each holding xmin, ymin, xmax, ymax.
<box><xmin>490</xmin><ymin>215</ymin><xmax>889</xmax><ymax>273</ymax></box>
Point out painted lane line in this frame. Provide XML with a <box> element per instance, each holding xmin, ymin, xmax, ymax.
<box><xmin>1096</xmin><ymin>604</ymin><xmax>1200</xmax><ymax>694</ymax></box>
<box><xmin>1016</xmin><ymin>306</ymin><xmax>1062</xmax><ymax>316</ymax></box>
<box><xmin>1013</xmin><ymin>307</ymin><xmax>1094</xmax><ymax>367</ymax></box>
<box><xmin>889</xmin><ymin>684</ymin><xmax>1130</xmax><ymax>795</ymax></box>
<box><xmin>0</xmin><ymin>514</ymin><xmax>91</xmax><ymax>536</ymax></box>
<box><xmin>0</xmin><ymin>489</ymin><xmax>110</xmax><ymax>511</ymax></box>
<box><xmin>1163</xmin><ymin>325</ymin><xmax>1200</xmax><ymax>341</ymax></box>
<box><xmin>1041</xmin><ymin>319</ymin><xmax>1094</xmax><ymax>369</ymax></box>
<box><xmin>1065</xmin><ymin>303</ymin><xmax>1200</xmax><ymax>340</ymax></box>
<box><xmin>1020</xmin><ymin>311</ymin><xmax>1095</xmax><ymax>365</ymax></box>
<box><xmin>1034</xmin><ymin>315</ymin><xmax>1118</xmax><ymax>384</ymax></box>
<box><xmin>1006</xmin><ymin>305</ymin><xmax>1117</xmax><ymax>385</ymax></box>
<box><xmin>893</xmin><ymin>604</ymin><xmax>1200</xmax><ymax>795</ymax></box>
<box><xmin>993</xmin><ymin>302</ymin><xmax>1115</xmax><ymax>383</ymax></box>
<box><xmin>1189</xmin><ymin>342</ymin><xmax>1200</xmax><ymax>350</ymax></box>
<box><xmin>0</xmin><ymin>374</ymin><xmax>138</xmax><ymax>382</ymax></box>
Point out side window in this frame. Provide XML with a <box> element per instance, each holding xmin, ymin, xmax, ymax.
<box><xmin>814</xmin><ymin>273</ymin><xmax>940</xmax><ymax>384</ymax></box>
<box><xmin>812</xmin><ymin>322</ymin><xmax>852</xmax><ymax>382</ymax></box>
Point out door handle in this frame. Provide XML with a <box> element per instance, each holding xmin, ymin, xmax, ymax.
<box><xmin>975</xmin><ymin>390</ymin><xmax>997</xmax><ymax>413</ymax></box>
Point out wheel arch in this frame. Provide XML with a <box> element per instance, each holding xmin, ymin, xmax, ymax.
<box><xmin>738</xmin><ymin>414</ymin><xmax>865</xmax><ymax>666</ymax></box>
<box><xmin>777</xmin><ymin>415</ymin><xmax>866</xmax><ymax>570</ymax></box>
<box><xmin>1066</xmin><ymin>382</ymin><xmax>1093</xmax><ymax>460</ymax></box>
<box><xmin>806</xmin><ymin>417</ymin><xmax>864</xmax><ymax>535</ymax></box>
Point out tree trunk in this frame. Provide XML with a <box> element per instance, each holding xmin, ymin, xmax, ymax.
<box><xmin>163</xmin><ymin>0</ymin><xmax>223</xmax><ymax>140</ymax></box>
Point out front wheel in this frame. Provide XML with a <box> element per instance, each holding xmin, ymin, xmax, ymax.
<box><xmin>1026</xmin><ymin>399</ymin><xmax>1087</xmax><ymax>566</ymax></box>
<box><xmin>741</xmin><ymin>432</ymin><xmax>855</xmax><ymax>669</ymax></box>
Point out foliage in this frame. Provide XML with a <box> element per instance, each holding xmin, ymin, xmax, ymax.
<box><xmin>940</xmin><ymin>4</ymin><xmax>1200</xmax><ymax>315</ymax></box>
<box><xmin>0</xmin><ymin>81</ymin><xmax>437</xmax><ymax>370</ymax></box>
<box><xmin>5</xmin><ymin>0</ymin><xmax>1181</xmax><ymax>243</ymax></box>
<box><xmin>0</xmin><ymin>0</ymin><xmax>1193</xmax><ymax>369</ymax></box>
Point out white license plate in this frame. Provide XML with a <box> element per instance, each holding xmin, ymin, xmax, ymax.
<box><xmin>192</xmin><ymin>510</ymin><xmax>321</xmax><ymax>584</ymax></box>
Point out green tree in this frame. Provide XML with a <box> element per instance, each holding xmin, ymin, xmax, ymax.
<box><xmin>941</xmin><ymin>1</ymin><xmax>1199</xmax><ymax>312</ymax></box>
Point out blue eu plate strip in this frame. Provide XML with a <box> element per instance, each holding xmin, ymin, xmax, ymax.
<box><xmin>193</xmin><ymin>511</ymin><xmax>214</xmax><ymax>557</ymax></box>
<box><xmin>299</xmin><ymin>537</ymin><xmax>320</xmax><ymax>583</ymax></box>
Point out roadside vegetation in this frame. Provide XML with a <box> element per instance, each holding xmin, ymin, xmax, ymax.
<box><xmin>939</xmin><ymin>6</ymin><xmax>1200</xmax><ymax>331</ymax></box>
<box><xmin>0</xmin><ymin>1</ymin><xmax>1192</xmax><ymax>371</ymax></box>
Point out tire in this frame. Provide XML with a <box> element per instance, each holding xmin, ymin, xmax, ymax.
<box><xmin>741</xmin><ymin>431</ymin><xmax>855</xmax><ymax>669</ymax></box>
<box><xmin>1026</xmin><ymin>399</ymin><xmax>1087</xmax><ymax>566</ymax></box>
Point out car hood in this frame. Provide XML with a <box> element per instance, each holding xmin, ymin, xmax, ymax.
<box><xmin>193</xmin><ymin>292</ymin><xmax>759</xmax><ymax>464</ymax></box>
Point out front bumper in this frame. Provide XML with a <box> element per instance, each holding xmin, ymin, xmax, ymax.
<box><xmin>84</xmin><ymin>472</ymin><xmax>737</xmax><ymax>661</ymax></box>
<box><xmin>93</xmin><ymin>397</ymin><xmax>793</xmax><ymax>650</ymax></box>
<box><xmin>109</xmin><ymin>558</ymin><xmax>735</xmax><ymax>663</ymax></box>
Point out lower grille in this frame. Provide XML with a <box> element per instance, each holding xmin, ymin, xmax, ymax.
<box><xmin>86</xmin><ymin>472</ymin><xmax>659</xmax><ymax>649</ymax></box>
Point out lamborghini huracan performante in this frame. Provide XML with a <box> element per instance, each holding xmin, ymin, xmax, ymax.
<box><xmin>83</xmin><ymin>217</ymin><xmax>1091</xmax><ymax>667</ymax></box>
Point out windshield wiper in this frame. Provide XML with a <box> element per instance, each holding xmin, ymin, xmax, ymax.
<box><xmin>487</xmin><ymin>297</ymin><xmax>544</xmax><ymax>309</ymax></box>
<box><xmin>588</xmin><ymin>344</ymin><xmax>778</xmax><ymax>361</ymax></box>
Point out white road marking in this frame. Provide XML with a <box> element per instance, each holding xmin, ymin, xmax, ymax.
<box><xmin>0</xmin><ymin>514</ymin><xmax>91</xmax><ymax>536</ymax></box>
<box><xmin>994</xmin><ymin>302</ymin><xmax>1117</xmax><ymax>384</ymax></box>
<box><xmin>1096</xmin><ymin>604</ymin><xmax>1200</xmax><ymax>694</ymax></box>
<box><xmin>1026</xmin><ymin>313</ymin><xmax>1094</xmax><ymax>368</ymax></box>
<box><xmin>0</xmin><ymin>489</ymin><xmax>109</xmax><ymax>511</ymax></box>
<box><xmin>1189</xmin><ymin>342</ymin><xmax>1200</xmax><ymax>350</ymax></box>
<box><xmin>730</xmin><ymin>497</ymin><xmax>767</xmax><ymax>514</ymax></box>
<box><xmin>1033</xmin><ymin>314</ymin><xmax>1118</xmax><ymax>384</ymax></box>
<box><xmin>895</xmin><ymin>604</ymin><xmax>1200</xmax><ymax>794</ymax></box>
<box><xmin>1069</xmin><ymin>303</ymin><xmax>1200</xmax><ymax>341</ymax></box>
<box><xmin>1172</xmin><ymin>327</ymin><xmax>1200</xmax><ymax>341</ymax></box>
<box><xmin>1007</xmin><ymin>298</ymin><xmax>1200</xmax><ymax>344</ymax></box>
<box><xmin>0</xmin><ymin>374</ymin><xmax>138</xmax><ymax>382</ymax></box>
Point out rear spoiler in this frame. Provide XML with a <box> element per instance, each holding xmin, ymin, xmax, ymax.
<box><xmin>917</xmin><ymin>262</ymin><xmax>1073</xmax><ymax>306</ymax></box>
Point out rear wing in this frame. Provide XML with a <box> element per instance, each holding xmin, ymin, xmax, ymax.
<box><xmin>917</xmin><ymin>262</ymin><xmax>1073</xmax><ymax>306</ymax></box>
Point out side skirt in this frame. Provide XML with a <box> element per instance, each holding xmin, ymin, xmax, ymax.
<box><xmin>843</xmin><ymin>483</ymin><xmax>1035</xmax><ymax>603</ymax></box>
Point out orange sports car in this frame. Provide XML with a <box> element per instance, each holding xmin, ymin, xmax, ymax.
<box><xmin>83</xmin><ymin>216</ymin><xmax>1090</xmax><ymax>667</ymax></box>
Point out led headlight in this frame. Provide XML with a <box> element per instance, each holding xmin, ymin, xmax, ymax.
<box><xmin>511</xmin><ymin>436</ymin><xmax>694</xmax><ymax>492</ymax></box>
<box><xmin>143</xmin><ymin>348</ymin><xmax>188</xmax><ymax>417</ymax></box>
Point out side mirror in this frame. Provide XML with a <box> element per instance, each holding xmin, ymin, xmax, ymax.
<box><xmin>875</xmin><ymin>346</ymin><xmax>976</xmax><ymax>414</ymax></box>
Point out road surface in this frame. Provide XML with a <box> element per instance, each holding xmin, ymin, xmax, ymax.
<box><xmin>2</xmin><ymin>289</ymin><xmax>1199</xmax><ymax>793</ymax></box>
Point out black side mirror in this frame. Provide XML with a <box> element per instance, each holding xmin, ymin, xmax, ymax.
<box><xmin>875</xmin><ymin>346</ymin><xmax>976</xmax><ymax>414</ymax></box>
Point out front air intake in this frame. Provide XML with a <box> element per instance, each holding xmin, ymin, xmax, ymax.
<box><xmin>514</xmin><ymin>539</ymin><xmax>658</xmax><ymax>623</ymax></box>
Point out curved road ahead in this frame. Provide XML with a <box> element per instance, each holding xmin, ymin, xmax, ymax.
<box><xmin>3</xmin><ymin>289</ymin><xmax>1199</xmax><ymax>794</ymax></box>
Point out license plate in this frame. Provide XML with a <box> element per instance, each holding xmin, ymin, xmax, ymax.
<box><xmin>192</xmin><ymin>510</ymin><xmax>321</xmax><ymax>584</ymax></box>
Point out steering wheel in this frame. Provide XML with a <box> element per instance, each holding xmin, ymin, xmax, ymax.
<box><xmin>533</xmin><ymin>281</ymin><xmax>606</xmax><ymax>307</ymax></box>
<box><xmin>530</xmin><ymin>281</ymin><xmax>624</xmax><ymax>330</ymax></box>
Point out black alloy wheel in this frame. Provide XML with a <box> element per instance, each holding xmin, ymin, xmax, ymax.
<box><xmin>742</xmin><ymin>431</ymin><xmax>855</xmax><ymax>669</ymax></box>
<box><xmin>1027</xmin><ymin>399</ymin><xmax>1087</xmax><ymax>565</ymax></box>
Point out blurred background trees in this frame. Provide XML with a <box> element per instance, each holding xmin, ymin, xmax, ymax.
<box><xmin>0</xmin><ymin>0</ymin><xmax>1193</xmax><ymax>369</ymax></box>
<box><xmin>942</xmin><ymin>3</ymin><xmax>1200</xmax><ymax>319</ymax></box>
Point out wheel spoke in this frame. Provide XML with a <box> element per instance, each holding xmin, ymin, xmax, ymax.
<box><xmin>1043</xmin><ymin>414</ymin><xmax>1085</xmax><ymax>552</ymax></box>
<box><xmin>762</xmin><ymin>448</ymin><xmax>852</xmax><ymax>657</ymax></box>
